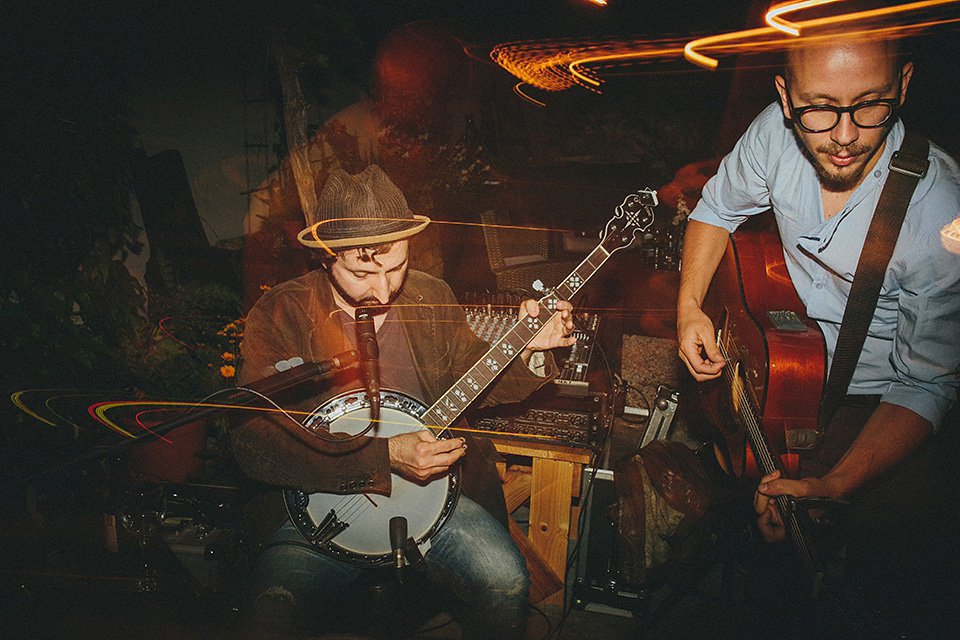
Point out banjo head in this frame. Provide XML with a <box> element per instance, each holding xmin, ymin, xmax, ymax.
<box><xmin>284</xmin><ymin>389</ymin><xmax>460</xmax><ymax>566</ymax></box>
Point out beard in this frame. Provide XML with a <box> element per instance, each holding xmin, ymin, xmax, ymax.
<box><xmin>794</xmin><ymin>125</ymin><xmax>889</xmax><ymax>192</ymax></box>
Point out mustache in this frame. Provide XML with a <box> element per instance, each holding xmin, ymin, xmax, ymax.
<box><xmin>815</xmin><ymin>141</ymin><xmax>870</xmax><ymax>157</ymax></box>
<box><xmin>357</xmin><ymin>300</ymin><xmax>389</xmax><ymax>315</ymax></box>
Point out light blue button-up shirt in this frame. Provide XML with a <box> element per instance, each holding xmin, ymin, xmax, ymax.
<box><xmin>691</xmin><ymin>102</ymin><xmax>960</xmax><ymax>429</ymax></box>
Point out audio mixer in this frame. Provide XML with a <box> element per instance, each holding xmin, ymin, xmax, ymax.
<box><xmin>464</xmin><ymin>302</ymin><xmax>601</xmax><ymax>397</ymax></box>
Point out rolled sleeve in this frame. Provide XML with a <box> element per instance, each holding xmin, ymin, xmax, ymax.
<box><xmin>883</xmin><ymin>227</ymin><xmax>960</xmax><ymax>429</ymax></box>
<box><xmin>691</xmin><ymin>103</ymin><xmax>780</xmax><ymax>231</ymax></box>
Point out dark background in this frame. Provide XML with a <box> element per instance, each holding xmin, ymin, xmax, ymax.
<box><xmin>1</xmin><ymin>2</ymin><xmax>959</xmax><ymax>637</ymax></box>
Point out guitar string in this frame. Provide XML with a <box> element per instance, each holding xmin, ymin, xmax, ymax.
<box><xmin>717</xmin><ymin>334</ymin><xmax>819</xmax><ymax>578</ymax></box>
<box><xmin>421</xmin><ymin>236</ymin><xmax>623</xmax><ymax>439</ymax></box>
<box><xmin>424</xmin><ymin>303</ymin><xmax>560</xmax><ymax>441</ymax></box>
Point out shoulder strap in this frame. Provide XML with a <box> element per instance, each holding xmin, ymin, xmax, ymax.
<box><xmin>818</xmin><ymin>131</ymin><xmax>930</xmax><ymax>430</ymax></box>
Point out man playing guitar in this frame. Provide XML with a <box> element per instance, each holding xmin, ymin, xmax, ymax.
<box><xmin>676</xmin><ymin>33</ymin><xmax>960</xmax><ymax>635</ymax></box>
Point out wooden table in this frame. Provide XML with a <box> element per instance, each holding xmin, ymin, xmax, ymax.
<box><xmin>484</xmin><ymin>437</ymin><xmax>594</xmax><ymax>605</ymax></box>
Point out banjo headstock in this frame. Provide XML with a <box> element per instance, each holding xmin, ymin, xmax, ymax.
<box><xmin>600</xmin><ymin>189</ymin><xmax>658</xmax><ymax>254</ymax></box>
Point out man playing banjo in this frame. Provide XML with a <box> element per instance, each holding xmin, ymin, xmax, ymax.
<box><xmin>232</xmin><ymin>164</ymin><xmax>576</xmax><ymax>638</ymax></box>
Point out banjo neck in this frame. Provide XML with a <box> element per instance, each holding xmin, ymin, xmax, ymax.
<box><xmin>421</xmin><ymin>190</ymin><xmax>658</xmax><ymax>434</ymax></box>
<box><xmin>282</xmin><ymin>189</ymin><xmax>658</xmax><ymax>563</ymax></box>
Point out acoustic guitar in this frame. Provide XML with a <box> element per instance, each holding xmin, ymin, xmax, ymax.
<box><xmin>701</xmin><ymin>227</ymin><xmax>831</xmax><ymax>597</ymax></box>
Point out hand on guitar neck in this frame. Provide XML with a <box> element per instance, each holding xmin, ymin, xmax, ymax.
<box><xmin>755</xmin><ymin>402</ymin><xmax>933</xmax><ymax>543</ymax></box>
<box><xmin>755</xmin><ymin>469</ymin><xmax>832</xmax><ymax>543</ymax></box>
<box><xmin>521</xmin><ymin>298</ymin><xmax>577</xmax><ymax>354</ymax></box>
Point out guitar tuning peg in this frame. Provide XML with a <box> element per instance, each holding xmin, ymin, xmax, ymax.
<box><xmin>532</xmin><ymin>279</ymin><xmax>545</xmax><ymax>293</ymax></box>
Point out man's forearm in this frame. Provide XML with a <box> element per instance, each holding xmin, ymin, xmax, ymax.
<box><xmin>677</xmin><ymin>220</ymin><xmax>731</xmax><ymax>313</ymax></box>
<box><xmin>819</xmin><ymin>401</ymin><xmax>933</xmax><ymax>499</ymax></box>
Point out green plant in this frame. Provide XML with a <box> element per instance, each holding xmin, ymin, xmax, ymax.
<box><xmin>119</xmin><ymin>282</ymin><xmax>243</xmax><ymax>402</ymax></box>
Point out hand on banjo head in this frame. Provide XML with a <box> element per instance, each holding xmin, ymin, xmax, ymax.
<box><xmin>388</xmin><ymin>431</ymin><xmax>467</xmax><ymax>482</ymax></box>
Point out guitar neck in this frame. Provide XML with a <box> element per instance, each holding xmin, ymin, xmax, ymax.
<box><xmin>716</xmin><ymin>338</ymin><xmax>825</xmax><ymax>595</ymax></box>
<box><xmin>421</xmin><ymin>244</ymin><xmax>612</xmax><ymax>433</ymax></box>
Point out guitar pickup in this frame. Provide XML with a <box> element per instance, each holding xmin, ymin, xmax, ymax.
<box><xmin>767</xmin><ymin>310</ymin><xmax>807</xmax><ymax>331</ymax></box>
<box><xmin>310</xmin><ymin>509</ymin><xmax>349</xmax><ymax>546</ymax></box>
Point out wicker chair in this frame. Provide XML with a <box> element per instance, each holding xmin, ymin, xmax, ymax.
<box><xmin>479</xmin><ymin>209</ymin><xmax>579</xmax><ymax>294</ymax></box>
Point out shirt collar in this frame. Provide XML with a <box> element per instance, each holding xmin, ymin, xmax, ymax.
<box><xmin>801</xmin><ymin>120</ymin><xmax>905</xmax><ymax>253</ymax></box>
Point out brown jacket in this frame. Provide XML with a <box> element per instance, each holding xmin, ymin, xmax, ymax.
<box><xmin>232</xmin><ymin>268</ymin><xmax>557</xmax><ymax>541</ymax></box>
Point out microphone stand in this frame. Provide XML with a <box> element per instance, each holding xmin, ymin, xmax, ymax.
<box><xmin>6</xmin><ymin>350</ymin><xmax>359</xmax><ymax>494</ymax></box>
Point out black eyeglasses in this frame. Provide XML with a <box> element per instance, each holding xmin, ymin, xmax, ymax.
<box><xmin>784</xmin><ymin>81</ymin><xmax>901</xmax><ymax>133</ymax></box>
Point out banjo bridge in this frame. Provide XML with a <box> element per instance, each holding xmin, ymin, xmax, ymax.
<box><xmin>310</xmin><ymin>509</ymin><xmax>349</xmax><ymax>546</ymax></box>
<box><xmin>307</xmin><ymin>417</ymin><xmax>332</xmax><ymax>433</ymax></box>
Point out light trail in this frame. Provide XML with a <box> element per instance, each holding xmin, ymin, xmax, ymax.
<box><xmin>491</xmin><ymin>36</ymin><xmax>689</xmax><ymax>92</ymax></box>
<box><xmin>568</xmin><ymin>42</ymin><xmax>689</xmax><ymax>89</ymax></box>
<box><xmin>766</xmin><ymin>0</ymin><xmax>844</xmax><ymax>36</ymax></box>
<box><xmin>514</xmin><ymin>82</ymin><xmax>546</xmax><ymax>107</ymax></box>
<box><xmin>686</xmin><ymin>0</ymin><xmax>960</xmax><ymax>70</ymax></box>
<box><xmin>492</xmin><ymin>1</ymin><xmax>960</xmax><ymax>93</ymax></box>
<box><xmin>87</xmin><ymin>399</ymin><xmax>317</xmax><ymax>436</ymax></box>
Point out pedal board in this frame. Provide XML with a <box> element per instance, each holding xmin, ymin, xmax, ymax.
<box><xmin>571</xmin><ymin>468</ymin><xmax>649</xmax><ymax>618</ymax></box>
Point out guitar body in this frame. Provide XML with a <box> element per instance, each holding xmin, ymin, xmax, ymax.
<box><xmin>702</xmin><ymin>229</ymin><xmax>826</xmax><ymax>478</ymax></box>
<box><xmin>284</xmin><ymin>389</ymin><xmax>459</xmax><ymax>567</ymax></box>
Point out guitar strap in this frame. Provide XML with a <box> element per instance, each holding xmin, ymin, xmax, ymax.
<box><xmin>817</xmin><ymin>130</ymin><xmax>930</xmax><ymax>433</ymax></box>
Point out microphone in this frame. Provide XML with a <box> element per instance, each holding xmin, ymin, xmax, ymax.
<box><xmin>389</xmin><ymin>516</ymin><xmax>407</xmax><ymax>574</ymax></box>
<box><xmin>246</xmin><ymin>350</ymin><xmax>359</xmax><ymax>397</ymax></box>
<box><xmin>354</xmin><ymin>308</ymin><xmax>381</xmax><ymax>416</ymax></box>
<box><xmin>9</xmin><ymin>350</ymin><xmax>362</xmax><ymax>494</ymax></box>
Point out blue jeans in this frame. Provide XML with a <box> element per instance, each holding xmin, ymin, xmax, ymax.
<box><xmin>246</xmin><ymin>496</ymin><xmax>530</xmax><ymax>638</ymax></box>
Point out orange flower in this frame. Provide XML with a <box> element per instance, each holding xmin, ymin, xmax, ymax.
<box><xmin>222</xmin><ymin>352</ymin><xmax>235</xmax><ymax>362</ymax></box>
<box><xmin>220</xmin><ymin>365</ymin><xmax>236</xmax><ymax>378</ymax></box>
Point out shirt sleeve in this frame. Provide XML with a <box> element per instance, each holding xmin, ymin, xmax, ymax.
<box><xmin>231</xmin><ymin>286</ymin><xmax>392</xmax><ymax>495</ymax></box>
<box><xmin>883</xmin><ymin>182</ymin><xmax>960</xmax><ymax>429</ymax></box>
<box><xmin>690</xmin><ymin>103</ymin><xmax>780</xmax><ymax>231</ymax></box>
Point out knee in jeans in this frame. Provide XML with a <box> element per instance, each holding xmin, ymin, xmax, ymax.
<box><xmin>487</xmin><ymin>569</ymin><xmax>529</xmax><ymax>604</ymax></box>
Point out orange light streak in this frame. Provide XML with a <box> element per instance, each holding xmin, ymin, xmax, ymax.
<box><xmin>87</xmin><ymin>398</ymin><xmax>433</xmax><ymax>438</ymax></box>
<box><xmin>492</xmin><ymin>36</ymin><xmax>689</xmax><ymax>92</ymax></box>
<box><xmin>514</xmin><ymin>82</ymin><xmax>546</xmax><ymax>107</ymax></box>
<box><xmin>687</xmin><ymin>0</ymin><xmax>960</xmax><ymax>70</ymax></box>
<box><xmin>766</xmin><ymin>0</ymin><xmax>843</xmax><ymax>36</ymax></box>
<box><xmin>683</xmin><ymin>25</ymin><xmax>782</xmax><ymax>70</ymax></box>
<box><xmin>88</xmin><ymin>400</ymin><xmax>318</xmax><ymax>436</ymax></box>
<box><xmin>493</xmin><ymin>1</ymin><xmax>959</xmax><ymax>92</ymax></box>
<box><xmin>12</xmin><ymin>389</ymin><xmax>124</xmax><ymax>431</ymax></box>
<box><xmin>569</xmin><ymin>43</ymin><xmax>689</xmax><ymax>88</ymax></box>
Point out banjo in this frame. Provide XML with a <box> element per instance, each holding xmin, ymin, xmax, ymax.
<box><xmin>283</xmin><ymin>189</ymin><xmax>658</xmax><ymax>566</ymax></box>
